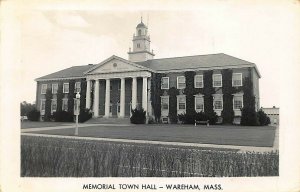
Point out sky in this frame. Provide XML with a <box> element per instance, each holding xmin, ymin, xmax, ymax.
<box><xmin>17</xmin><ymin>1</ymin><xmax>300</xmax><ymax>107</ymax></box>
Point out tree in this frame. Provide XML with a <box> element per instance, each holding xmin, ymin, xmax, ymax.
<box><xmin>257</xmin><ymin>109</ymin><xmax>270</xmax><ymax>126</ymax></box>
<box><xmin>20</xmin><ymin>101</ymin><xmax>35</xmax><ymax>116</ymax></box>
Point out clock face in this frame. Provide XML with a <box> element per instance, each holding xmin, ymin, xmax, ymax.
<box><xmin>113</xmin><ymin>63</ymin><xmax>117</xmax><ymax>68</ymax></box>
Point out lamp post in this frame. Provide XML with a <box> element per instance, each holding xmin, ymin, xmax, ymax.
<box><xmin>75</xmin><ymin>92</ymin><xmax>80</xmax><ymax>136</ymax></box>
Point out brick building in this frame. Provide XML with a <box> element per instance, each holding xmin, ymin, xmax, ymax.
<box><xmin>35</xmin><ymin>19</ymin><xmax>261</xmax><ymax>124</ymax></box>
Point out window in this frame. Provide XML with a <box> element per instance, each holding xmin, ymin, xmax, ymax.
<box><xmin>137</xmin><ymin>43</ymin><xmax>140</xmax><ymax>48</ymax></box>
<box><xmin>213</xmin><ymin>74</ymin><xmax>222</xmax><ymax>87</ymax></box>
<box><xmin>194</xmin><ymin>75</ymin><xmax>203</xmax><ymax>88</ymax></box>
<box><xmin>233</xmin><ymin>96</ymin><xmax>243</xmax><ymax>110</ymax></box>
<box><xmin>40</xmin><ymin>99</ymin><xmax>46</xmax><ymax>112</ymax></box>
<box><xmin>195</xmin><ymin>96</ymin><xmax>204</xmax><ymax>112</ymax></box>
<box><xmin>138</xmin><ymin>29</ymin><xmax>142</xmax><ymax>36</ymax></box>
<box><xmin>41</xmin><ymin>84</ymin><xmax>47</xmax><ymax>94</ymax></box>
<box><xmin>213</xmin><ymin>95</ymin><xmax>223</xmax><ymax>110</ymax></box>
<box><xmin>161</xmin><ymin>77</ymin><xmax>169</xmax><ymax>89</ymax></box>
<box><xmin>232</xmin><ymin>73</ymin><xmax>242</xmax><ymax>87</ymax></box>
<box><xmin>74</xmin><ymin>82</ymin><xmax>81</xmax><ymax>93</ymax></box>
<box><xmin>63</xmin><ymin>83</ymin><xmax>69</xmax><ymax>93</ymax></box>
<box><xmin>177</xmin><ymin>76</ymin><xmax>186</xmax><ymax>89</ymax></box>
<box><xmin>52</xmin><ymin>84</ymin><xmax>58</xmax><ymax>94</ymax></box>
<box><xmin>177</xmin><ymin>96</ymin><xmax>186</xmax><ymax>110</ymax></box>
<box><xmin>62</xmin><ymin>99</ymin><xmax>68</xmax><ymax>111</ymax></box>
<box><xmin>161</xmin><ymin>96</ymin><xmax>169</xmax><ymax>110</ymax></box>
<box><xmin>51</xmin><ymin>99</ymin><xmax>57</xmax><ymax>113</ymax></box>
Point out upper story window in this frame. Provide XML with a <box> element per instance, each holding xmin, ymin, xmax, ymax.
<box><xmin>138</xmin><ymin>29</ymin><xmax>142</xmax><ymax>36</ymax></box>
<box><xmin>213</xmin><ymin>94</ymin><xmax>223</xmax><ymax>110</ymax></box>
<box><xmin>161</xmin><ymin>77</ymin><xmax>169</xmax><ymax>89</ymax></box>
<box><xmin>213</xmin><ymin>74</ymin><xmax>222</xmax><ymax>87</ymax></box>
<box><xmin>63</xmin><ymin>83</ymin><xmax>69</xmax><ymax>93</ymax></box>
<box><xmin>52</xmin><ymin>84</ymin><xmax>58</xmax><ymax>94</ymax></box>
<box><xmin>195</xmin><ymin>96</ymin><xmax>204</xmax><ymax>112</ymax></box>
<box><xmin>137</xmin><ymin>43</ymin><xmax>140</xmax><ymax>48</ymax></box>
<box><xmin>177</xmin><ymin>76</ymin><xmax>186</xmax><ymax>89</ymax></box>
<box><xmin>233</xmin><ymin>95</ymin><xmax>243</xmax><ymax>110</ymax></box>
<box><xmin>177</xmin><ymin>96</ymin><xmax>186</xmax><ymax>110</ymax></box>
<box><xmin>194</xmin><ymin>75</ymin><xmax>203</xmax><ymax>88</ymax></box>
<box><xmin>161</xmin><ymin>96</ymin><xmax>169</xmax><ymax>110</ymax></box>
<box><xmin>75</xmin><ymin>82</ymin><xmax>81</xmax><ymax>93</ymax></box>
<box><xmin>232</xmin><ymin>73</ymin><xmax>243</xmax><ymax>87</ymax></box>
<box><xmin>41</xmin><ymin>84</ymin><xmax>47</xmax><ymax>94</ymax></box>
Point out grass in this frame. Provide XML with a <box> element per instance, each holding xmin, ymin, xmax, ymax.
<box><xmin>21</xmin><ymin>121</ymin><xmax>71</xmax><ymax>129</ymax></box>
<box><xmin>29</xmin><ymin>124</ymin><xmax>277</xmax><ymax>147</ymax></box>
<box><xmin>21</xmin><ymin>136</ymin><xmax>279</xmax><ymax>177</ymax></box>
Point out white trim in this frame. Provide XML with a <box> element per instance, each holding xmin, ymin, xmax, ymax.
<box><xmin>41</xmin><ymin>84</ymin><xmax>47</xmax><ymax>94</ymax></box>
<box><xmin>52</xmin><ymin>84</ymin><xmax>58</xmax><ymax>94</ymax></box>
<box><xmin>84</xmin><ymin>55</ymin><xmax>154</xmax><ymax>74</ymax></box>
<box><xmin>177</xmin><ymin>76</ymin><xmax>186</xmax><ymax>89</ymax></box>
<box><xmin>232</xmin><ymin>73</ymin><xmax>243</xmax><ymax>87</ymax></box>
<box><xmin>194</xmin><ymin>95</ymin><xmax>204</xmax><ymax>112</ymax></box>
<box><xmin>63</xmin><ymin>83</ymin><xmax>69</xmax><ymax>93</ymax></box>
<box><xmin>161</xmin><ymin>77</ymin><xmax>169</xmax><ymax>89</ymax></box>
<box><xmin>194</xmin><ymin>75</ymin><xmax>203</xmax><ymax>88</ymax></box>
<box><xmin>36</xmin><ymin>76</ymin><xmax>83</xmax><ymax>82</ymax></box>
<box><xmin>213</xmin><ymin>74</ymin><xmax>222</xmax><ymax>87</ymax></box>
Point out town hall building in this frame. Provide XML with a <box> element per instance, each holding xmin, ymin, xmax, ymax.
<box><xmin>35</xmin><ymin>19</ymin><xmax>261</xmax><ymax>124</ymax></box>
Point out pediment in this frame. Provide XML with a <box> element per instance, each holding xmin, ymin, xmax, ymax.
<box><xmin>85</xmin><ymin>55</ymin><xmax>151</xmax><ymax>74</ymax></box>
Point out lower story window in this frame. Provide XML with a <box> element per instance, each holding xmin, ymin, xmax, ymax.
<box><xmin>233</xmin><ymin>96</ymin><xmax>243</xmax><ymax>110</ymax></box>
<box><xmin>51</xmin><ymin>99</ymin><xmax>57</xmax><ymax>113</ymax></box>
<box><xmin>177</xmin><ymin>96</ymin><xmax>186</xmax><ymax>110</ymax></box>
<box><xmin>195</xmin><ymin>96</ymin><xmax>204</xmax><ymax>112</ymax></box>
<box><xmin>62</xmin><ymin>99</ymin><xmax>68</xmax><ymax>111</ymax></box>
<box><xmin>161</xmin><ymin>97</ymin><xmax>169</xmax><ymax>110</ymax></box>
<box><xmin>40</xmin><ymin>99</ymin><xmax>46</xmax><ymax>114</ymax></box>
<box><xmin>213</xmin><ymin>95</ymin><xmax>223</xmax><ymax>110</ymax></box>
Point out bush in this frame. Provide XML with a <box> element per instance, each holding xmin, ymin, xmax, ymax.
<box><xmin>79</xmin><ymin>108</ymin><xmax>92</xmax><ymax>123</ymax></box>
<box><xmin>178</xmin><ymin>113</ymin><xmax>194</xmax><ymax>124</ymax></box>
<box><xmin>130</xmin><ymin>108</ymin><xmax>146</xmax><ymax>124</ymax></box>
<box><xmin>53</xmin><ymin>111</ymin><xmax>73</xmax><ymax>122</ymax></box>
<box><xmin>257</xmin><ymin>110</ymin><xmax>270</xmax><ymax>126</ymax></box>
<box><xmin>27</xmin><ymin>109</ymin><xmax>40</xmax><ymax>121</ymax></box>
<box><xmin>240</xmin><ymin>107</ymin><xmax>259</xmax><ymax>126</ymax></box>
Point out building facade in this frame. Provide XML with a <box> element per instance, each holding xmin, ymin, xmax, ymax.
<box><xmin>35</xmin><ymin>19</ymin><xmax>261</xmax><ymax>124</ymax></box>
<box><xmin>261</xmin><ymin>106</ymin><xmax>279</xmax><ymax>125</ymax></box>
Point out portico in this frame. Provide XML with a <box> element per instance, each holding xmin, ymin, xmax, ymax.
<box><xmin>84</xmin><ymin>56</ymin><xmax>152</xmax><ymax>118</ymax></box>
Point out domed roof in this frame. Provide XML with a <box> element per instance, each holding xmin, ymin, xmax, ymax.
<box><xmin>136</xmin><ymin>22</ymin><xmax>147</xmax><ymax>28</ymax></box>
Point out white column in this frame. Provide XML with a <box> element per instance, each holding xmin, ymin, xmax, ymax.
<box><xmin>120</xmin><ymin>78</ymin><xmax>125</xmax><ymax>118</ymax></box>
<box><xmin>147</xmin><ymin>77</ymin><xmax>152</xmax><ymax>116</ymax></box>
<box><xmin>104</xmin><ymin>79</ymin><xmax>111</xmax><ymax>117</ymax></box>
<box><xmin>93</xmin><ymin>80</ymin><xmax>99</xmax><ymax>117</ymax></box>
<box><xmin>131</xmin><ymin>77</ymin><xmax>137</xmax><ymax>110</ymax></box>
<box><xmin>142</xmin><ymin>76</ymin><xmax>148</xmax><ymax>114</ymax></box>
<box><xmin>85</xmin><ymin>80</ymin><xmax>91</xmax><ymax>109</ymax></box>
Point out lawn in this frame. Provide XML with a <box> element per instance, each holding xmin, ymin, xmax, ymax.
<box><xmin>21</xmin><ymin>121</ymin><xmax>71</xmax><ymax>129</ymax></box>
<box><xmin>21</xmin><ymin>135</ymin><xmax>279</xmax><ymax>177</ymax></box>
<box><xmin>28</xmin><ymin>124</ymin><xmax>276</xmax><ymax>147</ymax></box>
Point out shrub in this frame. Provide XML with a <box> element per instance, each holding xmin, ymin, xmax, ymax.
<box><xmin>130</xmin><ymin>108</ymin><xmax>146</xmax><ymax>124</ymax></box>
<box><xmin>208</xmin><ymin>112</ymin><xmax>218</xmax><ymax>125</ymax></box>
<box><xmin>53</xmin><ymin>111</ymin><xmax>73</xmax><ymax>122</ymax></box>
<box><xmin>257</xmin><ymin>110</ymin><xmax>270</xmax><ymax>126</ymax></box>
<box><xmin>79</xmin><ymin>108</ymin><xmax>92</xmax><ymax>123</ymax></box>
<box><xmin>178</xmin><ymin>113</ymin><xmax>195</xmax><ymax>124</ymax></box>
<box><xmin>195</xmin><ymin>111</ymin><xmax>209</xmax><ymax>121</ymax></box>
<box><xmin>27</xmin><ymin>109</ymin><xmax>40</xmax><ymax>121</ymax></box>
<box><xmin>240</xmin><ymin>106</ymin><xmax>259</xmax><ymax>126</ymax></box>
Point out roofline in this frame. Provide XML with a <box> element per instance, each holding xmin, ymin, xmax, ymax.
<box><xmin>153</xmin><ymin>64</ymin><xmax>258</xmax><ymax>74</ymax></box>
<box><xmin>84</xmin><ymin>55</ymin><xmax>155</xmax><ymax>74</ymax></box>
<box><xmin>144</xmin><ymin>53</ymin><xmax>224</xmax><ymax>61</ymax></box>
<box><xmin>35</xmin><ymin>76</ymin><xmax>84</xmax><ymax>82</ymax></box>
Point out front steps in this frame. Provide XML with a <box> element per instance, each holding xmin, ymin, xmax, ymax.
<box><xmin>85</xmin><ymin>117</ymin><xmax>130</xmax><ymax>124</ymax></box>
